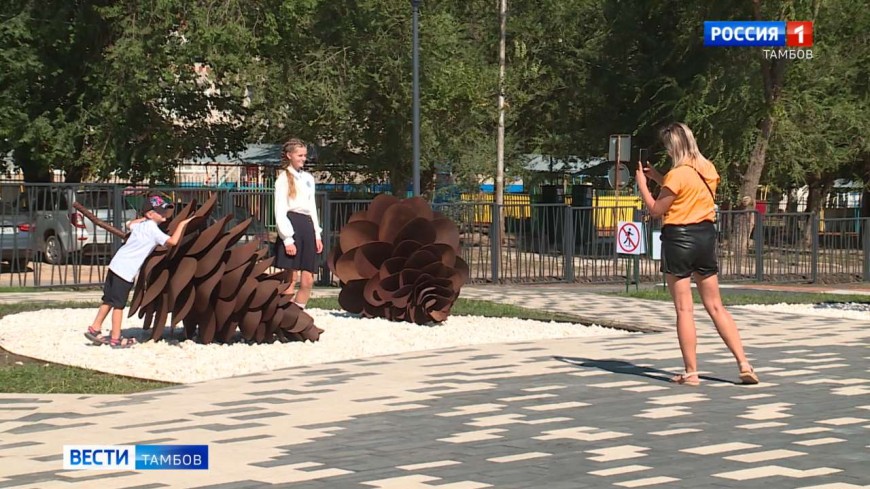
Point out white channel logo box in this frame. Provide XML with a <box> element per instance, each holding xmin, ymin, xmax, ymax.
<box><xmin>63</xmin><ymin>445</ymin><xmax>136</xmax><ymax>470</ymax></box>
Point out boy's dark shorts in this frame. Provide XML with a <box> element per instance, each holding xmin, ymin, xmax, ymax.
<box><xmin>660</xmin><ymin>221</ymin><xmax>719</xmax><ymax>279</ymax></box>
<box><xmin>102</xmin><ymin>270</ymin><xmax>134</xmax><ymax>308</ymax></box>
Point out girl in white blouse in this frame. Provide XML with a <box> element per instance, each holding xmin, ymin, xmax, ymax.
<box><xmin>273</xmin><ymin>138</ymin><xmax>323</xmax><ymax>308</ymax></box>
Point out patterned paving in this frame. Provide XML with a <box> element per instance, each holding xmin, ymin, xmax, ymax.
<box><xmin>1</xmin><ymin>285</ymin><xmax>868</xmax><ymax>488</ymax></box>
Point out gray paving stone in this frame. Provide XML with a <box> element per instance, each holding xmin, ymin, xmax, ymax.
<box><xmin>191</xmin><ymin>481</ymin><xmax>269</xmax><ymax>489</ymax></box>
<box><xmin>6</xmin><ymin>421</ymin><xmax>93</xmax><ymax>434</ymax></box>
<box><xmin>2</xmin><ymin>286</ymin><xmax>867</xmax><ymax>488</ymax></box>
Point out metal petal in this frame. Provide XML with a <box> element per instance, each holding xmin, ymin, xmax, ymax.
<box><xmin>339</xmin><ymin>220</ymin><xmax>380</xmax><ymax>253</ymax></box>
<box><xmin>365</xmin><ymin>194</ymin><xmax>400</xmax><ymax>222</ymax></box>
<box><xmin>378</xmin><ymin>204</ymin><xmax>418</xmax><ymax>244</ymax></box>
<box><xmin>352</xmin><ymin>241</ymin><xmax>394</xmax><ymax>280</ymax></box>
<box><xmin>338</xmin><ymin>279</ymin><xmax>367</xmax><ymax>314</ymax></box>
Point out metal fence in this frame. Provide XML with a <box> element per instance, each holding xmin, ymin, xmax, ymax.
<box><xmin>0</xmin><ymin>183</ymin><xmax>866</xmax><ymax>288</ymax></box>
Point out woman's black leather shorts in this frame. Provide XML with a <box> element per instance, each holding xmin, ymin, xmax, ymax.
<box><xmin>660</xmin><ymin>221</ymin><xmax>718</xmax><ymax>278</ymax></box>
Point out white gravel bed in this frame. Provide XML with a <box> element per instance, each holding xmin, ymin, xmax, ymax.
<box><xmin>0</xmin><ymin>308</ymin><xmax>630</xmax><ymax>384</ymax></box>
<box><xmin>735</xmin><ymin>302</ymin><xmax>870</xmax><ymax>321</ymax></box>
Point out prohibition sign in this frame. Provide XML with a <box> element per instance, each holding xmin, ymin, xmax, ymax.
<box><xmin>617</xmin><ymin>222</ymin><xmax>641</xmax><ymax>254</ymax></box>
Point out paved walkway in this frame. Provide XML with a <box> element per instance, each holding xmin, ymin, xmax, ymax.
<box><xmin>1</xmin><ymin>285</ymin><xmax>868</xmax><ymax>488</ymax></box>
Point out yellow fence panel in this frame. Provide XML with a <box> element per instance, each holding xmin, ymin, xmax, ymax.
<box><xmin>458</xmin><ymin>192</ymin><xmax>642</xmax><ymax>236</ymax></box>
<box><xmin>592</xmin><ymin>196</ymin><xmax>642</xmax><ymax>235</ymax></box>
<box><xmin>460</xmin><ymin>193</ymin><xmax>531</xmax><ymax>222</ymax></box>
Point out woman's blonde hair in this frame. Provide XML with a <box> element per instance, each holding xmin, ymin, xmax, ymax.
<box><xmin>281</xmin><ymin>138</ymin><xmax>306</xmax><ymax>199</ymax></box>
<box><xmin>658</xmin><ymin>122</ymin><xmax>709</xmax><ymax>168</ymax></box>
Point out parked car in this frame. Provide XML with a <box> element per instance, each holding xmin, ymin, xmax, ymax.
<box><xmin>0</xmin><ymin>196</ymin><xmax>34</xmax><ymax>271</ymax></box>
<box><xmin>27</xmin><ymin>187</ymin><xmax>137</xmax><ymax>264</ymax></box>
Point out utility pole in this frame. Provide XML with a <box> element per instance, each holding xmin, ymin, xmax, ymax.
<box><xmin>496</xmin><ymin>0</ymin><xmax>507</xmax><ymax>210</ymax></box>
<box><xmin>411</xmin><ymin>0</ymin><xmax>422</xmax><ymax>196</ymax></box>
<box><xmin>496</xmin><ymin>0</ymin><xmax>506</xmax><ymax>211</ymax></box>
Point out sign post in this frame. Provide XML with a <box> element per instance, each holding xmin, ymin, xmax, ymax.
<box><xmin>609</xmin><ymin>134</ymin><xmax>631</xmax><ymax>204</ymax></box>
<box><xmin>609</xmin><ymin>134</ymin><xmax>631</xmax><ymax>276</ymax></box>
<box><xmin>616</xmin><ymin>221</ymin><xmax>644</xmax><ymax>292</ymax></box>
<box><xmin>651</xmin><ymin>230</ymin><xmax>664</xmax><ymax>290</ymax></box>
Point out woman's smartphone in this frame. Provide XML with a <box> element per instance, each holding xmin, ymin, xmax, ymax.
<box><xmin>639</xmin><ymin>148</ymin><xmax>649</xmax><ymax>167</ymax></box>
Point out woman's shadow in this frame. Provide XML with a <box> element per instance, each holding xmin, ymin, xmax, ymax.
<box><xmin>553</xmin><ymin>356</ymin><xmax>735</xmax><ymax>384</ymax></box>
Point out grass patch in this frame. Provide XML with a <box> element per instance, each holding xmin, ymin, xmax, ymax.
<box><xmin>0</xmin><ymin>286</ymin><xmax>99</xmax><ymax>293</ymax></box>
<box><xmin>307</xmin><ymin>296</ymin><xmax>585</xmax><ymax>324</ymax></box>
<box><xmin>0</xmin><ymin>301</ymin><xmax>172</xmax><ymax>394</ymax></box>
<box><xmin>0</xmin><ymin>301</ymin><xmax>99</xmax><ymax>317</ymax></box>
<box><xmin>0</xmin><ymin>364</ymin><xmax>171</xmax><ymax>395</ymax></box>
<box><xmin>0</xmin><ymin>286</ymin><xmax>41</xmax><ymax>293</ymax></box>
<box><xmin>617</xmin><ymin>287</ymin><xmax>870</xmax><ymax>306</ymax></box>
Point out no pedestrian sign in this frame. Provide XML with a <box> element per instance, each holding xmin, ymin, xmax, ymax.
<box><xmin>616</xmin><ymin>221</ymin><xmax>645</xmax><ymax>255</ymax></box>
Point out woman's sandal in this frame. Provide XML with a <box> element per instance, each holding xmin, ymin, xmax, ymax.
<box><xmin>108</xmin><ymin>337</ymin><xmax>138</xmax><ymax>349</ymax></box>
<box><xmin>670</xmin><ymin>371</ymin><xmax>700</xmax><ymax>386</ymax></box>
<box><xmin>738</xmin><ymin>364</ymin><xmax>760</xmax><ymax>385</ymax></box>
<box><xmin>84</xmin><ymin>327</ymin><xmax>108</xmax><ymax>346</ymax></box>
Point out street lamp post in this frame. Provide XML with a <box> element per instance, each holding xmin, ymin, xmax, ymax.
<box><xmin>411</xmin><ymin>0</ymin><xmax>421</xmax><ymax>196</ymax></box>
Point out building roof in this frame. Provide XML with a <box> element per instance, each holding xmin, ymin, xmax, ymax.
<box><xmin>185</xmin><ymin>143</ymin><xmax>362</xmax><ymax>172</ymax></box>
<box><xmin>189</xmin><ymin>144</ymin><xmax>283</xmax><ymax>166</ymax></box>
<box><xmin>522</xmin><ymin>154</ymin><xmax>607</xmax><ymax>174</ymax></box>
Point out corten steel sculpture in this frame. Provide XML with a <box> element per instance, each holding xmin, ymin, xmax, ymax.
<box><xmin>327</xmin><ymin>194</ymin><xmax>468</xmax><ymax>324</ymax></box>
<box><xmin>73</xmin><ymin>195</ymin><xmax>323</xmax><ymax>344</ymax></box>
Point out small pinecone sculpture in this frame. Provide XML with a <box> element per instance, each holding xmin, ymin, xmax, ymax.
<box><xmin>128</xmin><ymin>194</ymin><xmax>323</xmax><ymax>344</ymax></box>
<box><xmin>327</xmin><ymin>194</ymin><xmax>468</xmax><ymax>324</ymax></box>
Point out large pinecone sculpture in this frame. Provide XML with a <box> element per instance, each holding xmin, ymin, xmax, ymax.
<box><xmin>327</xmin><ymin>194</ymin><xmax>468</xmax><ymax>324</ymax></box>
<box><xmin>128</xmin><ymin>194</ymin><xmax>323</xmax><ymax>344</ymax></box>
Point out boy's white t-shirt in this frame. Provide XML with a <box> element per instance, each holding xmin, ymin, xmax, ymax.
<box><xmin>109</xmin><ymin>219</ymin><xmax>170</xmax><ymax>282</ymax></box>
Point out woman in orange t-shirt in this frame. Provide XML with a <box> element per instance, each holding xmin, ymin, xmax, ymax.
<box><xmin>636</xmin><ymin>123</ymin><xmax>758</xmax><ymax>386</ymax></box>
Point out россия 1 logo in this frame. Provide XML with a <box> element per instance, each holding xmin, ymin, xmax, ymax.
<box><xmin>704</xmin><ymin>21</ymin><xmax>813</xmax><ymax>59</ymax></box>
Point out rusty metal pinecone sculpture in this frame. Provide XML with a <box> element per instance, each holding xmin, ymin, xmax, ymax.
<box><xmin>127</xmin><ymin>194</ymin><xmax>323</xmax><ymax>344</ymax></box>
<box><xmin>327</xmin><ymin>194</ymin><xmax>468</xmax><ymax>324</ymax></box>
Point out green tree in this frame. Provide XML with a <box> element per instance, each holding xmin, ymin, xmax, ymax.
<box><xmin>765</xmin><ymin>0</ymin><xmax>870</xmax><ymax>242</ymax></box>
<box><xmin>252</xmin><ymin>0</ymin><xmax>498</xmax><ymax>196</ymax></box>
<box><xmin>0</xmin><ymin>1</ymin><xmax>108</xmax><ymax>181</ymax></box>
<box><xmin>85</xmin><ymin>1</ymin><xmax>259</xmax><ymax>183</ymax></box>
<box><xmin>0</xmin><ymin>1</ymin><xmax>259</xmax><ymax>183</ymax></box>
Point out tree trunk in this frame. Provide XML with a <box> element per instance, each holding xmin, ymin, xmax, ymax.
<box><xmin>421</xmin><ymin>165</ymin><xmax>436</xmax><ymax>199</ymax></box>
<box><xmin>738</xmin><ymin>114</ymin><xmax>775</xmax><ymax>207</ymax></box>
<box><xmin>856</xmin><ymin>153</ymin><xmax>869</xmax><ymax>248</ymax></box>
<box><xmin>786</xmin><ymin>188</ymin><xmax>799</xmax><ymax>213</ymax></box>
<box><xmin>735</xmin><ymin>114</ymin><xmax>773</xmax><ymax>261</ymax></box>
<box><xmin>16</xmin><ymin>146</ymin><xmax>52</xmax><ymax>182</ymax></box>
<box><xmin>65</xmin><ymin>165</ymin><xmax>84</xmax><ymax>183</ymax></box>
<box><xmin>862</xmin><ymin>188</ymin><xmax>870</xmax><ymax>220</ymax></box>
<box><xmin>735</xmin><ymin>0</ymin><xmax>792</xmax><ymax>258</ymax></box>
<box><xmin>64</xmin><ymin>136</ymin><xmax>87</xmax><ymax>183</ymax></box>
<box><xmin>861</xmin><ymin>152</ymin><xmax>870</xmax><ymax>219</ymax></box>
<box><xmin>389</xmin><ymin>164</ymin><xmax>410</xmax><ymax>198</ymax></box>
<box><xmin>802</xmin><ymin>180</ymin><xmax>830</xmax><ymax>248</ymax></box>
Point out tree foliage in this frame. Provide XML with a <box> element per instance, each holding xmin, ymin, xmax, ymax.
<box><xmin>0</xmin><ymin>0</ymin><xmax>866</xmax><ymax>204</ymax></box>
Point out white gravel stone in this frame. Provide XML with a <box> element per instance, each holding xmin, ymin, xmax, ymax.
<box><xmin>0</xmin><ymin>308</ymin><xmax>630</xmax><ymax>384</ymax></box>
<box><xmin>736</xmin><ymin>302</ymin><xmax>869</xmax><ymax>321</ymax></box>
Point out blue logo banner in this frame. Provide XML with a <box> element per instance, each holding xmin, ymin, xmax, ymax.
<box><xmin>135</xmin><ymin>445</ymin><xmax>209</xmax><ymax>470</ymax></box>
<box><xmin>704</xmin><ymin>21</ymin><xmax>786</xmax><ymax>47</ymax></box>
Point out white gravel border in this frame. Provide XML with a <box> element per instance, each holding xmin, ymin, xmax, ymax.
<box><xmin>735</xmin><ymin>302</ymin><xmax>869</xmax><ymax>321</ymax></box>
<box><xmin>0</xmin><ymin>308</ymin><xmax>630</xmax><ymax>384</ymax></box>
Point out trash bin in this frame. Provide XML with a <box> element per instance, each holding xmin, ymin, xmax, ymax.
<box><xmin>534</xmin><ymin>185</ymin><xmax>564</xmax><ymax>248</ymax></box>
<box><xmin>570</xmin><ymin>184</ymin><xmax>593</xmax><ymax>207</ymax></box>
<box><xmin>571</xmin><ymin>184</ymin><xmax>595</xmax><ymax>249</ymax></box>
